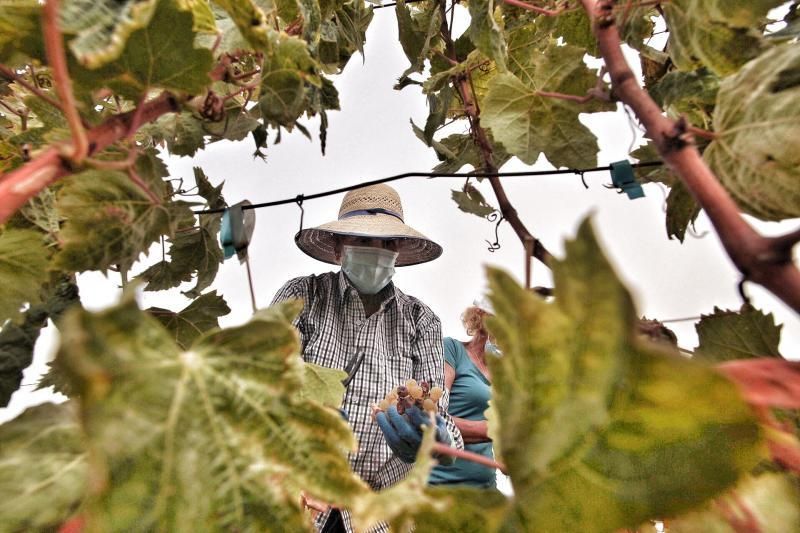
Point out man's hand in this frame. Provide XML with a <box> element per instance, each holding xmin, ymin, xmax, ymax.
<box><xmin>375</xmin><ymin>405</ymin><xmax>453</xmax><ymax>464</ymax></box>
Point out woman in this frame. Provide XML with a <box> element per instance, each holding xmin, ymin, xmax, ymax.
<box><xmin>429</xmin><ymin>299</ymin><xmax>497</xmax><ymax>488</ymax></box>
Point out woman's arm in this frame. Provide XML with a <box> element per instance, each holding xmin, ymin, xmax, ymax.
<box><xmin>444</xmin><ymin>363</ymin><xmax>491</xmax><ymax>444</ymax></box>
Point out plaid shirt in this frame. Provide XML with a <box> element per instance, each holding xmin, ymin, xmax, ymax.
<box><xmin>272</xmin><ymin>270</ymin><xmax>463</xmax><ymax>532</ymax></box>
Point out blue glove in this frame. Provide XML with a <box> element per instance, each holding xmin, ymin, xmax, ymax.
<box><xmin>376</xmin><ymin>405</ymin><xmax>452</xmax><ymax>464</ymax></box>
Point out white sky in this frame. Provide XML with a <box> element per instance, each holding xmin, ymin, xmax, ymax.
<box><xmin>2</xmin><ymin>8</ymin><xmax>798</xmax><ymax>426</ymax></box>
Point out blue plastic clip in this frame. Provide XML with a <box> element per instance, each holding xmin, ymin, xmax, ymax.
<box><xmin>609</xmin><ymin>160</ymin><xmax>645</xmax><ymax>200</ymax></box>
<box><xmin>220</xmin><ymin>200</ymin><xmax>256</xmax><ymax>262</ymax></box>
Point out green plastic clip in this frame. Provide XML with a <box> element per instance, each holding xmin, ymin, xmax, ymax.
<box><xmin>220</xmin><ymin>200</ymin><xmax>256</xmax><ymax>262</ymax></box>
<box><xmin>610</xmin><ymin>160</ymin><xmax>645</xmax><ymax>200</ymax></box>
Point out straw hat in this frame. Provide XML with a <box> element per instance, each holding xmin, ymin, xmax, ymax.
<box><xmin>295</xmin><ymin>184</ymin><xmax>443</xmax><ymax>266</ymax></box>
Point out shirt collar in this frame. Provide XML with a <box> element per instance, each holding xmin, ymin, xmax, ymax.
<box><xmin>336</xmin><ymin>269</ymin><xmax>400</xmax><ymax>307</ymax></box>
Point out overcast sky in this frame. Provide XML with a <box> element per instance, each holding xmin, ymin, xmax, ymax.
<box><xmin>2</xmin><ymin>8</ymin><xmax>798</xmax><ymax>425</ymax></box>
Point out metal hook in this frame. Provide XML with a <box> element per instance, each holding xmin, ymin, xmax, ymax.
<box><xmin>578</xmin><ymin>170</ymin><xmax>589</xmax><ymax>189</ymax></box>
<box><xmin>295</xmin><ymin>194</ymin><xmax>305</xmax><ymax>233</ymax></box>
<box><xmin>737</xmin><ymin>278</ymin><xmax>752</xmax><ymax>307</ymax></box>
<box><xmin>485</xmin><ymin>212</ymin><xmax>504</xmax><ymax>252</ymax></box>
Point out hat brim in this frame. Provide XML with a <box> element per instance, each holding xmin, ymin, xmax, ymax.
<box><xmin>295</xmin><ymin>214</ymin><xmax>443</xmax><ymax>266</ymax></box>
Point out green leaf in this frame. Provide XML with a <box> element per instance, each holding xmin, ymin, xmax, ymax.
<box><xmin>157</xmin><ymin>112</ymin><xmax>207</xmax><ymax>157</ymax></box>
<box><xmin>649</xmin><ymin>68</ymin><xmax>720</xmax><ymax>129</ymax></box>
<box><xmin>485</xmin><ymin>218</ymin><xmax>764</xmax><ymax>532</ymax></box>
<box><xmin>483</xmin><ymin>39</ymin><xmax>613</xmax><ymax>168</ymax></box>
<box><xmin>54</xmin><ymin>152</ymin><xmax>194</xmax><ymax>272</ymax></box>
<box><xmin>0</xmin><ymin>229</ymin><xmax>49</xmax><ymax>323</ymax></box>
<box><xmin>665</xmin><ymin>181</ymin><xmax>701</xmax><ymax>242</ymax></box>
<box><xmin>694</xmin><ymin>306</ymin><xmax>783</xmax><ymax>362</ymax></box>
<box><xmin>418</xmin><ymin>131</ymin><xmax>511</xmax><ymax>173</ymax></box>
<box><xmin>0</xmin><ymin>402</ymin><xmax>87</xmax><ymax>531</ymax></box>
<box><xmin>71</xmin><ymin>0</ymin><xmax>214</xmax><ymax>100</ymax></box>
<box><xmin>451</xmin><ymin>184</ymin><xmax>496</xmax><ymax>218</ymax></box>
<box><xmin>0</xmin><ymin>305</ymin><xmax>46</xmax><ymax>406</ymax></box>
<box><xmin>60</xmin><ymin>0</ymin><xmax>159</xmax><ymax>69</ymax></box>
<box><xmin>212</xmin><ymin>0</ymin><xmax>274</xmax><ymax>51</ymax></box>
<box><xmin>662</xmin><ymin>0</ymin><xmax>784</xmax><ymax>75</ymax></box>
<box><xmin>299</xmin><ymin>362</ymin><xmax>346</xmax><ymax>408</ymax></box>
<box><xmin>259</xmin><ymin>35</ymin><xmax>319</xmax><ymax>127</ymax></box>
<box><xmin>668</xmin><ymin>473</ymin><xmax>800</xmax><ymax>532</ymax></box>
<box><xmin>1</xmin><ymin>275</ymin><xmax>80</xmax><ymax>406</ymax></box>
<box><xmin>202</xmin><ymin>107</ymin><xmax>260</xmax><ymax>142</ymax></box>
<box><xmin>631</xmin><ymin>143</ymin><xmax>676</xmax><ymax>185</ymax></box>
<box><xmin>467</xmin><ymin>0</ymin><xmax>507</xmax><ymax>71</ymax></box>
<box><xmin>148</xmin><ymin>291</ymin><xmax>230</xmax><ymax>350</ymax></box>
<box><xmin>0</xmin><ymin>0</ymin><xmax>42</xmax><ymax>66</ymax></box>
<box><xmin>395</xmin><ymin>0</ymin><xmax>441</xmax><ymax>76</ymax></box>
<box><xmin>704</xmin><ymin>42</ymin><xmax>800</xmax><ymax>221</ymax></box>
<box><xmin>55</xmin><ymin>296</ymin><xmax>367</xmax><ymax>530</ymax></box>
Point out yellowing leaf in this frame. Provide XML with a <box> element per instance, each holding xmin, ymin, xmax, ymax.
<box><xmin>704</xmin><ymin>42</ymin><xmax>800</xmax><ymax>221</ymax></box>
<box><xmin>694</xmin><ymin>306</ymin><xmax>783</xmax><ymax>362</ymax></box>
<box><xmin>176</xmin><ymin>0</ymin><xmax>217</xmax><ymax>33</ymax></box>
<box><xmin>485</xmin><ymin>218</ymin><xmax>764</xmax><ymax>532</ymax></box>
<box><xmin>300</xmin><ymin>362</ymin><xmax>347</xmax><ymax>408</ymax></box>
<box><xmin>70</xmin><ymin>0</ymin><xmax>214</xmax><ymax>100</ymax></box>
<box><xmin>466</xmin><ymin>0</ymin><xmax>506</xmax><ymax>71</ymax></box>
<box><xmin>0</xmin><ymin>228</ymin><xmax>49</xmax><ymax>323</ymax></box>
<box><xmin>55</xmin><ymin>296</ymin><xmax>367</xmax><ymax>531</ymax></box>
<box><xmin>213</xmin><ymin>0</ymin><xmax>275</xmax><ymax>51</ymax></box>
<box><xmin>0</xmin><ymin>402</ymin><xmax>87</xmax><ymax>531</ymax></box>
<box><xmin>395</xmin><ymin>486</ymin><xmax>510</xmax><ymax>532</ymax></box>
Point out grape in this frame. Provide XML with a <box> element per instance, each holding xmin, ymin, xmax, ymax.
<box><xmin>422</xmin><ymin>398</ymin><xmax>436</xmax><ymax>412</ymax></box>
<box><xmin>409</xmin><ymin>386</ymin><xmax>423</xmax><ymax>400</ymax></box>
<box><xmin>405</xmin><ymin>378</ymin><xmax>418</xmax><ymax>389</ymax></box>
<box><xmin>376</xmin><ymin>379</ymin><xmax>442</xmax><ymax>425</ymax></box>
<box><xmin>429</xmin><ymin>386</ymin><xmax>443</xmax><ymax>401</ymax></box>
<box><xmin>397</xmin><ymin>385</ymin><xmax>409</xmax><ymax>398</ymax></box>
<box><xmin>379</xmin><ymin>399</ymin><xmax>390</xmax><ymax>410</ymax></box>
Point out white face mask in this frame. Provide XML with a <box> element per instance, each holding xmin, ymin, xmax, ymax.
<box><xmin>341</xmin><ymin>245</ymin><xmax>398</xmax><ymax>295</ymax></box>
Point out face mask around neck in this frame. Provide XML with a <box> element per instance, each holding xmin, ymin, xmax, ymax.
<box><xmin>341</xmin><ymin>245</ymin><xmax>399</xmax><ymax>295</ymax></box>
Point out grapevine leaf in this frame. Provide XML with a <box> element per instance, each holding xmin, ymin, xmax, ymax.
<box><xmin>70</xmin><ymin>0</ymin><xmax>214</xmax><ymax>100</ymax></box>
<box><xmin>152</xmin><ymin>112</ymin><xmax>207</xmax><ymax>158</ymax></box>
<box><xmin>60</xmin><ymin>0</ymin><xmax>159</xmax><ymax>69</ymax></box>
<box><xmin>395</xmin><ymin>0</ymin><xmax>441</xmax><ymax>77</ymax></box>
<box><xmin>139</xmin><ymin>175</ymin><xmax>223</xmax><ymax>296</ymax></box>
<box><xmin>54</xmin><ymin>152</ymin><xmax>194</xmax><ymax>272</ymax></box>
<box><xmin>299</xmin><ymin>362</ymin><xmax>347</xmax><ymax>408</ymax></box>
<box><xmin>649</xmin><ymin>68</ymin><xmax>720</xmax><ymax>129</ymax></box>
<box><xmin>694</xmin><ymin>306</ymin><xmax>783</xmax><ymax>362</ymax></box>
<box><xmin>667</xmin><ymin>473</ymin><xmax>800</xmax><ymax>532</ymax></box>
<box><xmin>484</xmin><ymin>39</ymin><xmax>613</xmax><ymax>168</ymax></box>
<box><xmin>704</xmin><ymin>43</ymin><xmax>800</xmax><ymax>221</ymax></box>
<box><xmin>662</xmin><ymin>0</ymin><xmax>785</xmax><ymax>76</ymax></box>
<box><xmin>631</xmin><ymin>143</ymin><xmax>677</xmax><ymax>185</ymax></box>
<box><xmin>148</xmin><ymin>291</ymin><xmax>230</xmax><ymax>350</ymax></box>
<box><xmin>395</xmin><ymin>486</ymin><xmax>511</xmax><ymax>533</ymax></box>
<box><xmin>0</xmin><ymin>0</ymin><xmax>43</xmax><ymax>66</ymax></box>
<box><xmin>466</xmin><ymin>0</ymin><xmax>507</xmax><ymax>71</ymax></box>
<box><xmin>54</xmin><ymin>296</ymin><xmax>367</xmax><ymax>530</ymax></box>
<box><xmin>0</xmin><ymin>402</ymin><xmax>87</xmax><ymax>531</ymax></box>
<box><xmin>1</xmin><ymin>276</ymin><xmax>80</xmax><ymax>406</ymax></box>
<box><xmin>202</xmin><ymin>107</ymin><xmax>260</xmax><ymax>142</ymax></box>
<box><xmin>212</xmin><ymin>0</ymin><xmax>274</xmax><ymax>51</ymax></box>
<box><xmin>418</xmin><ymin>131</ymin><xmax>511</xmax><ymax>173</ymax></box>
<box><xmin>665</xmin><ymin>181</ymin><xmax>700</xmax><ymax>242</ymax></box>
<box><xmin>176</xmin><ymin>0</ymin><xmax>217</xmax><ymax>33</ymax></box>
<box><xmin>451</xmin><ymin>184</ymin><xmax>496</xmax><ymax>218</ymax></box>
<box><xmin>332</xmin><ymin>1</ymin><xmax>373</xmax><ymax>64</ymax></box>
<box><xmin>259</xmin><ymin>35</ymin><xmax>319</xmax><ymax>127</ymax></box>
<box><xmin>0</xmin><ymin>306</ymin><xmax>46</xmax><ymax>406</ymax></box>
<box><xmin>299</xmin><ymin>0</ymin><xmax>322</xmax><ymax>49</ymax></box>
<box><xmin>485</xmin><ymin>218</ymin><xmax>764</xmax><ymax>532</ymax></box>
<box><xmin>0</xmin><ymin>229</ymin><xmax>49</xmax><ymax>324</ymax></box>
<box><xmin>717</xmin><ymin>358</ymin><xmax>800</xmax><ymax>410</ymax></box>
<box><xmin>423</xmin><ymin>86</ymin><xmax>453</xmax><ymax>145</ymax></box>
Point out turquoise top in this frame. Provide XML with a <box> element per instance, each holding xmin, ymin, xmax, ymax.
<box><xmin>429</xmin><ymin>337</ymin><xmax>495</xmax><ymax>488</ymax></box>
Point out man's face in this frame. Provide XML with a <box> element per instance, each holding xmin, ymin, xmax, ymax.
<box><xmin>333</xmin><ymin>236</ymin><xmax>400</xmax><ymax>264</ymax></box>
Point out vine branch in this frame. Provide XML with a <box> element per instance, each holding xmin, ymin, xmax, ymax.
<box><xmin>438</xmin><ymin>0</ymin><xmax>554</xmax><ymax>278</ymax></box>
<box><xmin>580</xmin><ymin>0</ymin><xmax>800</xmax><ymax>314</ymax></box>
<box><xmin>42</xmin><ymin>0</ymin><xmax>88</xmax><ymax>164</ymax></box>
<box><xmin>0</xmin><ymin>64</ymin><xmax>63</xmax><ymax>111</ymax></box>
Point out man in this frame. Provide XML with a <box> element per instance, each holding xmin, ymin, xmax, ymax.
<box><xmin>271</xmin><ymin>183</ymin><xmax>463</xmax><ymax>532</ymax></box>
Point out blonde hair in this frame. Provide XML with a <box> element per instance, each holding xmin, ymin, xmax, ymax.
<box><xmin>461</xmin><ymin>306</ymin><xmax>487</xmax><ymax>337</ymax></box>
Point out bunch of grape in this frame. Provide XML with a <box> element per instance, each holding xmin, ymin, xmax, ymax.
<box><xmin>377</xmin><ymin>379</ymin><xmax>444</xmax><ymax>414</ymax></box>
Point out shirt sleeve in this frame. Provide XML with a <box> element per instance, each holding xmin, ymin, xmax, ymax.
<box><xmin>270</xmin><ymin>276</ymin><xmax>311</xmax><ymax>330</ymax></box>
<box><xmin>442</xmin><ymin>337</ymin><xmax>461</xmax><ymax>370</ymax></box>
<box><xmin>412</xmin><ymin>316</ymin><xmax>464</xmax><ymax>451</ymax></box>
